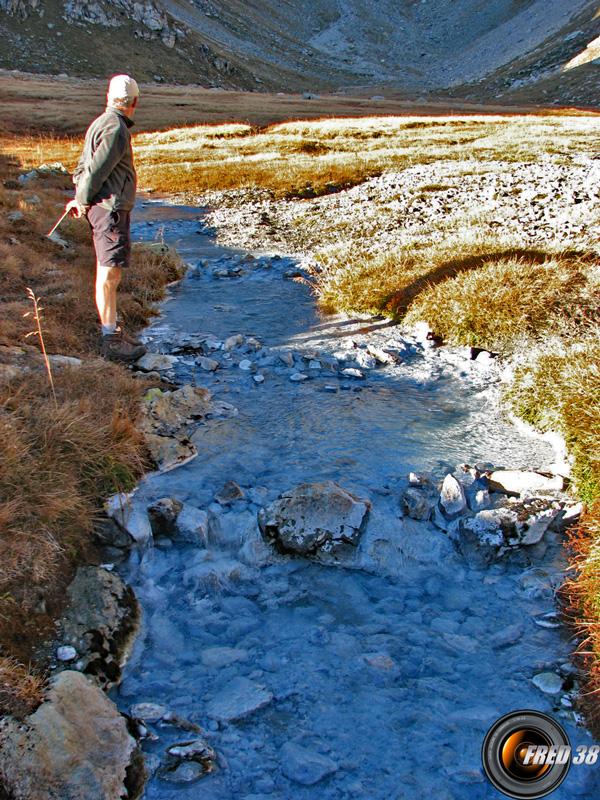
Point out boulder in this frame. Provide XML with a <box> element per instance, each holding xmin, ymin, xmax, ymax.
<box><xmin>258</xmin><ymin>481</ymin><xmax>370</xmax><ymax>556</ymax></box>
<box><xmin>0</xmin><ymin>671</ymin><xmax>144</xmax><ymax>800</ymax></box>
<box><xmin>457</xmin><ymin>510</ymin><xmax>514</xmax><ymax>566</ymax></box>
<box><xmin>58</xmin><ymin>567</ymin><xmax>139</xmax><ymax>688</ymax></box>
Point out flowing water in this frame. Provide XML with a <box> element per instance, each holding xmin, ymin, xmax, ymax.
<box><xmin>113</xmin><ymin>200</ymin><xmax>599</xmax><ymax>799</ymax></box>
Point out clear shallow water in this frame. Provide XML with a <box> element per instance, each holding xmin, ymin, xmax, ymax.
<box><xmin>113</xmin><ymin>201</ymin><xmax>599</xmax><ymax>799</ymax></box>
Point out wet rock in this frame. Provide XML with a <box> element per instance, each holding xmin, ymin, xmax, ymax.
<box><xmin>355</xmin><ymin>350</ymin><xmax>377</xmax><ymax>370</ymax></box>
<box><xmin>239</xmin><ymin>359</ymin><xmax>253</xmax><ymax>370</ymax></box>
<box><xmin>148</xmin><ymin>497</ymin><xmax>183</xmax><ymax>538</ymax></box>
<box><xmin>7</xmin><ymin>210</ymin><xmax>24</xmax><ymax>222</ymax></box>
<box><xmin>253</xmin><ymin>374</ymin><xmax>265</xmax><ymax>384</ymax></box>
<box><xmin>439</xmin><ymin>474</ymin><xmax>467</xmax><ymax>518</ymax></box>
<box><xmin>279</xmin><ymin>351</ymin><xmax>295</xmax><ymax>367</ymax></box>
<box><xmin>488</xmin><ymin>470</ymin><xmax>564</xmax><ymax>496</ymax></box>
<box><xmin>456</xmin><ymin>510</ymin><xmax>512</xmax><ymax>565</ymax></box>
<box><xmin>107</xmin><ymin>491</ymin><xmax>153</xmax><ymax>545</ymax></box>
<box><xmin>93</xmin><ymin>515</ymin><xmax>134</xmax><ymax>550</ymax></box>
<box><xmin>401</xmin><ymin>486</ymin><xmax>434</xmax><ymax>521</ymax></box>
<box><xmin>0</xmin><ymin>671</ymin><xmax>143</xmax><ymax>800</ymax></box>
<box><xmin>215</xmin><ymin>480</ymin><xmax>244</xmax><ymax>505</ymax></box>
<box><xmin>140</xmin><ymin>385</ymin><xmax>236</xmax><ymax>471</ymax></box>
<box><xmin>58</xmin><ymin>566</ymin><xmax>139</xmax><ymax>688</ymax></box>
<box><xmin>206</xmin><ymin>676</ymin><xmax>273</xmax><ymax>721</ymax></box>
<box><xmin>290</xmin><ymin>372</ymin><xmax>308</xmax><ymax>381</ymax></box>
<box><xmin>135</xmin><ymin>352</ymin><xmax>177</xmax><ymax>372</ymax></box>
<box><xmin>366</xmin><ymin>344</ymin><xmax>396</xmax><ymax>365</ymax></box>
<box><xmin>201</xmin><ymin>646</ymin><xmax>249</xmax><ymax>668</ymax></box>
<box><xmin>224</xmin><ymin>333</ymin><xmax>244</xmax><ymax>350</ymax></box>
<box><xmin>177</xmin><ymin>505</ymin><xmax>209</xmax><ymax>544</ymax></box>
<box><xmin>130</xmin><ymin>702</ymin><xmax>168</xmax><ymax>722</ymax></box>
<box><xmin>532</xmin><ymin>672</ymin><xmax>563</xmax><ymax>695</ymax></box>
<box><xmin>280</xmin><ymin>741</ymin><xmax>338</xmax><ymax>785</ymax></box>
<box><xmin>533</xmin><ymin>611</ymin><xmax>561</xmax><ymax>630</ymax></box>
<box><xmin>489</xmin><ymin>623</ymin><xmax>524</xmax><ymax>649</ymax></box>
<box><xmin>160</xmin><ymin>761</ymin><xmax>206</xmax><ymax>783</ymax></box>
<box><xmin>196</xmin><ymin>356</ymin><xmax>219</xmax><ymax>371</ymax></box>
<box><xmin>259</xmin><ymin>481</ymin><xmax>370</xmax><ymax>556</ymax></box>
<box><xmin>166</xmin><ymin>738</ymin><xmax>217</xmax><ymax>768</ymax></box>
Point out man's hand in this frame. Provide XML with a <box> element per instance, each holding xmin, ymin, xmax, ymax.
<box><xmin>66</xmin><ymin>199</ymin><xmax>87</xmax><ymax>218</ymax></box>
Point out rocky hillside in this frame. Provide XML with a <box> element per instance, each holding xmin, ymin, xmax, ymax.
<box><xmin>0</xmin><ymin>1</ymin><xmax>599</xmax><ymax>102</ymax></box>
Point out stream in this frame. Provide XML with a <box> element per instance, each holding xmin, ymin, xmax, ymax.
<box><xmin>112</xmin><ymin>199</ymin><xmax>599</xmax><ymax>799</ymax></box>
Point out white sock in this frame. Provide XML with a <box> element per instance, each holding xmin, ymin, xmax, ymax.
<box><xmin>102</xmin><ymin>323</ymin><xmax>117</xmax><ymax>336</ymax></box>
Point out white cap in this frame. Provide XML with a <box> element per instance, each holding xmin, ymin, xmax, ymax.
<box><xmin>107</xmin><ymin>74</ymin><xmax>140</xmax><ymax>106</ymax></box>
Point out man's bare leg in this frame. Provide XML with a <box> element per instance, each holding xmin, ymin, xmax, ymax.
<box><xmin>95</xmin><ymin>263</ymin><xmax>122</xmax><ymax>333</ymax></box>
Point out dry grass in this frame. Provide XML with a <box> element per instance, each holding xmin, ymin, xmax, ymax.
<box><xmin>404</xmin><ymin>254</ymin><xmax>594</xmax><ymax>353</ymax></box>
<box><xmin>0</xmin><ymin>658</ymin><xmax>45</xmax><ymax>719</ymax></box>
<box><xmin>0</xmin><ymin>145</ymin><xmax>183</xmax><ymax>718</ymax></box>
<box><xmin>565</xmin><ymin>504</ymin><xmax>600</xmax><ymax>734</ymax></box>
<box><xmin>4</xmin><ymin>113</ymin><xmax>600</xmax><ymax>200</ymax></box>
<box><xmin>507</xmin><ymin>334</ymin><xmax>600</xmax><ymax>505</ymax></box>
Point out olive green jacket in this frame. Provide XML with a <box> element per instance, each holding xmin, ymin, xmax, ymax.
<box><xmin>73</xmin><ymin>108</ymin><xmax>137</xmax><ymax>211</ymax></box>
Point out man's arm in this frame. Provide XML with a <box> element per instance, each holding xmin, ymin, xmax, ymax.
<box><xmin>75</xmin><ymin>121</ymin><xmax>125</xmax><ymax>207</ymax></box>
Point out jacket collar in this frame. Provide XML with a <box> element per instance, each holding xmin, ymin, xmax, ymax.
<box><xmin>106</xmin><ymin>107</ymin><xmax>135</xmax><ymax>128</ymax></box>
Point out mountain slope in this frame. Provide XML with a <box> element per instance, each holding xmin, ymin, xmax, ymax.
<box><xmin>0</xmin><ymin>0</ymin><xmax>599</xmax><ymax>103</ymax></box>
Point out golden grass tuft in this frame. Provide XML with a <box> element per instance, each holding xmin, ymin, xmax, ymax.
<box><xmin>0</xmin><ymin>657</ymin><xmax>45</xmax><ymax>719</ymax></box>
<box><xmin>404</xmin><ymin>255</ymin><xmax>591</xmax><ymax>352</ymax></box>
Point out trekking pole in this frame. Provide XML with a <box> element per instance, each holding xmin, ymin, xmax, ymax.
<box><xmin>46</xmin><ymin>207</ymin><xmax>71</xmax><ymax>240</ymax></box>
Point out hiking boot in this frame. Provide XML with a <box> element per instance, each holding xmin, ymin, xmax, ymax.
<box><xmin>115</xmin><ymin>325</ymin><xmax>143</xmax><ymax>346</ymax></box>
<box><xmin>101</xmin><ymin>330</ymin><xmax>147</xmax><ymax>363</ymax></box>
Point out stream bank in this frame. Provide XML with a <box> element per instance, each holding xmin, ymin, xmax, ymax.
<box><xmin>108</xmin><ymin>199</ymin><xmax>598</xmax><ymax>799</ymax></box>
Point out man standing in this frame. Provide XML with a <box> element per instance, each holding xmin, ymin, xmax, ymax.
<box><xmin>67</xmin><ymin>74</ymin><xmax>147</xmax><ymax>362</ymax></box>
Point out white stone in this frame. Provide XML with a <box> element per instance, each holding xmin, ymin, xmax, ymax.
<box><xmin>239</xmin><ymin>359</ymin><xmax>252</xmax><ymax>370</ymax></box>
<box><xmin>135</xmin><ymin>352</ymin><xmax>176</xmax><ymax>372</ymax></box>
<box><xmin>290</xmin><ymin>372</ymin><xmax>308</xmax><ymax>382</ymax></box>
<box><xmin>341</xmin><ymin>368</ymin><xmax>364</xmax><ymax>379</ymax></box>
<box><xmin>439</xmin><ymin>474</ymin><xmax>467</xmax><ymax>517</ymax></box>
<box><xmin>488</xmin><ymin>470</ymin><xmax>564</xmax><ymax>496</ymax></box>
<box><xmin>56</xmin><ymin>646</ymin><xmax>77</xmax><ymax>662</ymax></box>
<box><xmin>253</xmin><ymin>374</ymin><xmax>265</xmax><ymax>383</ymax></box>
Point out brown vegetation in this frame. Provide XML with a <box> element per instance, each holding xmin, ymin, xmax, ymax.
<box><xmin>0</xmin><ymin>148</ymin><xmax>183</xmax><ymax>717</ymax></box>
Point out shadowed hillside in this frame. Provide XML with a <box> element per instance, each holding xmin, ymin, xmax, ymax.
<box><xmin>1</xmin><ymin>0</ymin><xmax>600</xmax><ymax>103</ymax></box>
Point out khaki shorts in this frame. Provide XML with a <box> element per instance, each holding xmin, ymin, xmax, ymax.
<box><xmin>87</xmin><ymin>205</ymin><xmax>131</xmax><ymax>268</ymax></box>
